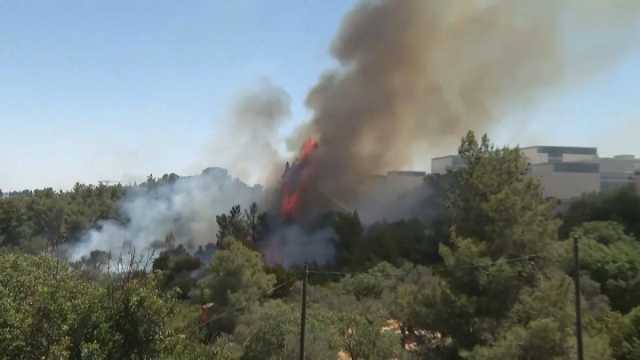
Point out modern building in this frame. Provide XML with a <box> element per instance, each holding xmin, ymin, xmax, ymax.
<box><xmin>599</xmin><ymin>155</ymin><xmax>640</xmax><ymax>192</ymax></box>
<box><xmin>431</xmin><ymin>155</ymin><xmax>466</xmax><ymax>175</ymax></box>
<box><xmin>385</xmin><ymin>171</ymin><xmax>427</xmax><ymax>193</ymax></box>
<box><xmin>522</xmin><ymin>146</ymin><xmax>600</xmax><ymax>199</ymax></box>
<box><xmin>431</xmin><ymin>145</ymin><xmax>639</xmax><ymax>200</ymax></box>
<box><xmin>528</xmin><ymin>161</ymin><xmax>600</xmax><ymax>199</ymax></box>
<box><xmin>520</xmin><ymin>146</ymin><xmax>598</xmax><ymax>164</ymax></box>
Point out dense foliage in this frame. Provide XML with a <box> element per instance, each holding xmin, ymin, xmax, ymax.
<box><xmin>2</xmin><ymin>131</ymin><xmax>640</xmax><ymax>359</ymax></box>
<box><xmin>0</xmin><ymin>184</ymin><xmax>124</xmax><ymax>251</ymax></box>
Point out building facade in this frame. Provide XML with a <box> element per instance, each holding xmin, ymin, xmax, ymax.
<box><xmin>599</xmin><ymin>155</ymin><xmax>640</xmax><ymax>192</ymax></box>
<box><xmin>431</xmin><ymin>155</ymin><xmax>466</xmax><ymax>175</ymax></box>
<box><xmin>431</xmin><ymin>146</ymin><xmax>639</xmax><ymax>200</ymax></box>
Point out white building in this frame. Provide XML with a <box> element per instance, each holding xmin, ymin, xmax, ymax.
<box><xmin>528</xmin><ymin>161</ymin><xmax>600</xmax><ymax>199</ymax></box>
<box><xmin>522</xmin><ymin>146</ymin><xmax>600</xmax><ymax>199</ymax></box>
<box><xmin>599</xmin><ymin>155</ymin><xmax>640</xmax><ymax>192</ymax></box>
<box><xmin>520</xmin><ymin>146</ymin><xmax>598</xmax><ymax>164</ymax></box>
<box><xmin>431</xmin><ymin>146</ymin><xmax>639</xmax><ymax>200</ymax></box>
<box><xmin>431</xmin><ymin>155</ymin><xmax>466</xmax><ymax>175</ymax></box>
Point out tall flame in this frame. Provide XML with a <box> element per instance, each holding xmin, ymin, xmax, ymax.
<box><xmin>280</xmin><ymin>137</ymin><xmax>318</xmax><ymax>219</ymax></box>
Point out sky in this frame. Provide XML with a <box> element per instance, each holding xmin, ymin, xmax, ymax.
<box><xmin>1</xmin><ymin>0</ymin><xmax>639</xmax><ymax>191</ymax></box>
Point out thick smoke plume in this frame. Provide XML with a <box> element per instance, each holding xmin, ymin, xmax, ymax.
<box><xmin>290</xmin><ymin>0</ymin><xmax>640</xmax><ymax>209</ymax></box>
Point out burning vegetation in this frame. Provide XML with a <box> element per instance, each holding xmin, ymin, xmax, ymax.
<box><xmin>279</xmin><ymin>137</ymin><xmax>319</xmax><ymax>220</ymax></box>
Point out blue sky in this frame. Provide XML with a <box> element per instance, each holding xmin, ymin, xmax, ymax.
<box><xmin>1</xmin><ymin>0</ymin><xmax>639</xmax><ymax>191</ymax></box>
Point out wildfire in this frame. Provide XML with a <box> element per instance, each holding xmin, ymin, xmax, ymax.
<box><xmin>280</xmin><ymin>137</ymin><xmax>318</xmax><ymax>219</ymax></box>
<box><xmin>300</xmin><ymin>137</ymin><xmax>319</xmax><ymax>161</ymax></box>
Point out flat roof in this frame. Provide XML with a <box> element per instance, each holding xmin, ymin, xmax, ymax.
<box><xmin>387</xmin><ymin>170</ymin><xmax>427</xmax><ymax>177</ymax></box>
<box><xmin>431</xmin><ymin>154</ymin><xmax>461</xmax><ymax>160</ymax></box>
<box><xmin>521</xmin><ymin>146</ymin><xmax>598</xmax><ymax>155</ymax></box>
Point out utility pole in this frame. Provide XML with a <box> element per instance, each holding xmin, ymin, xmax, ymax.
<box><xmin>573</xmin><ymin>234</ymin><xmax>584</xmax><ymax>360</ymax></box>
<box><xmin>299</xmin><ymin>263</ymin><xmax>309</xmax><ymax>360</ymax></box>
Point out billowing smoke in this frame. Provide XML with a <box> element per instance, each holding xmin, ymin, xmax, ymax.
<box><xmin>289</xmin><ymin>0</ymin><xmax>640</xmax><ymax>210</ymax></box>
<box><xmin>72</xmin><ymin>168</ymin><xmax>261</xmax><ymax>260</ymax></box>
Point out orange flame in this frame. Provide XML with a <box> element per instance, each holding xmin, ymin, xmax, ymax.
<box><xmin>280</xmin><ymin>137</ymin><xmax>318</xmax><ymax>219</ymax></box>
<box><xmin>300</xmin><ymin>137</ymin><xmax>319</xmax><ymax>161</ymax></box>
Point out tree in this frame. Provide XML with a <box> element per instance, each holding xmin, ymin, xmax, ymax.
<box><xmin>0</xmin><ymin>182</ymin><xmax>124</xmax><ymax>250</ymax></box>
<box><xmin>244</xmin><ymin>203</ymin><xmax>259</xmax><ymax>244</ymax></box>
<box><xmin>449</xmin><ymin>131</ymin><xmax>558</xmax><ymax>258</ymax></box>
<box><xmin>0</xmin><ymin>251</ymin><xmax>191</xmax><ymax>360</ymax></box>
<box><xmin>464</xmin><ymin>274</ymin><xmax>613</xmax><ymax>360</ymax></box>
<box><xmin>333</xmin><ymin>211</ymin><xmax>365</xmax><ymax>269</ymax></box>
<box><xmin>334</xmin><ymin>311</ymin><xmax>401</xmax><ymax>360</ymax></box>
<box><xmin>364</xmin><ymin>219</ymin><xmax>441</xmax><ymax>266</ymax></box>
<box><xmin>216</xmin><ymin>203</ymin><xmax>268</xmax><ymax>247</ymax></box>
<box><xmin>91</xmin><ymin>273</ymin><xmax>177</xmax><ymax>360</ymax></box>
<box><xmin>198</xmin><ymin>241</ymin><xmax>276</xmax><ymax>335</ymax></box>
<box><xmin>609</xmin><ymin>306</ymin><xmax>640</xmax><ymax>360</ymax></box>
<box><xmin>561</xmin><ymin>186</ymin><xmax>640</xmax><ymax>238</ymax></box>
<box><xmin>562</xmin><ymin>222</ymin><xmax>640</xmax><ymax>313</ymax></box>
<box><xmin>419</xmin><ymin>131</ymin><xmax>561</xmax><ymax>355</ymax></box>
<box><xmin>152</xmin><ymin>245</ymin><xmax>202</xmax><ymax>299</ymax></box>
<box><xmin>0</xmin><ymin>251</ymin><xmax>101</xmax><ymax>359</ymax></box>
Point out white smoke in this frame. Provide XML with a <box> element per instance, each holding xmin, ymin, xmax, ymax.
<box><xmin>71</xmin><ymin>168</ymin><xmax>262</xmax><ymax>260</ymax></box>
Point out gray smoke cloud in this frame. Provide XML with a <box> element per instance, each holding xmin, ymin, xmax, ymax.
<box><xmin>208</xmin><ymin>78</ymin><xmax>291</xmax><ymax>186</ymax></box>
<box><xmin>291</xmin><ymin>0</ymin><xmax>640</xmax><ymax>206</ymax></box>
<box><xmin>72</xmin><ymin>169</ymin><xmax>261</xmax><ymax>260</ymax></box>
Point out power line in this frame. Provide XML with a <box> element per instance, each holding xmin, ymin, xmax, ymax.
<box><xmin>307</xmin><ymin>253</ymin><xmax>543</xmax><ymax>278</ymax></box>
<box><xmin>190</xmin><ymin>277</ymin><xmax>298</xmax><ymax>331</ymax></box>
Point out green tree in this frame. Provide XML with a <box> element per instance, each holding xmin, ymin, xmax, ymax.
<box><xmin>561</xmin><ymin>222</ymin><xmax>640</xmax><ymax>313</ymax></box>
<box><xmin>465</xmin><ymin>274</ymin><xmax>613</xmax><ymax>360</ymax></box>
<box><xmin>153</xmin><ymin>245</ymin><xmax>202</xmax><ymax>299</ymax></box>
<box><xmin>0</xmin><ymin>251</ymin><xmax>101</xmax><ymax>359</ymax></box>
<box><xmin>609</xmin><ymin>306</ymin><xmax>640</xmax><ymax>360</ymax></box>
<box><xmin>333</xmin><ymin>211</ymin><xmax>365</xmax><ymax>269</ymax></box>
<box><xmin>333</xmin><ymin>311</ymin><xmax>402</xmax><ymax>360</ymax></box>
<box><xmin>198</xmin><ymin>241</ymin><xmax>276</xmax><ymax>335</ymax></box>
<box><xmin>449</xmin><ymin>131</ymin><xmax>558</xmax><ymax>258</ymax></box>
<box><xmin>89</xmin><ymin>273</ymin><xmax>176</xmax><ymax>360</ymax></box>
<box><xmin>216</xmin><ymin>203</ymin><xmax>268</xmax><ymax>247</ymax></box>
<box><xmin>0</xmin><ymin>251</ymin><xmax>186</xmax><ymax>360</ymax></box>
<box><xmin>415</xmin><ymin>131</ymin><xmax>561</xmax><ymax>356</ymax></box>
<box><xmin>561</xmin><ymin>186</ymin><xmax>640</xmax><ymax>238</ymax></box>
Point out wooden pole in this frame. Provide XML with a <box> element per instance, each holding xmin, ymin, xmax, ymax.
<box><xmin>299</xmin><ymin>264</ymin><xmax>309</xmax><ymax>360</ymax></box>
<box><xmin>574</xmin><ymin>234</ymin><xmax>584</xmax><ymax>360</ymax></box>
